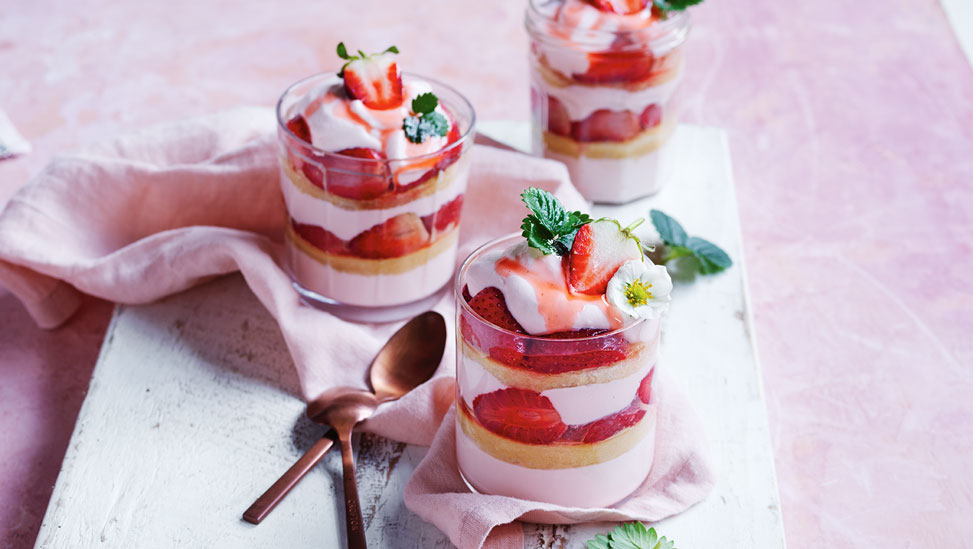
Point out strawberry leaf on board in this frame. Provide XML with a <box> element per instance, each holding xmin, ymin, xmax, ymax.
<box><xmin>650</xmin><ymin>209</ymin><xmax>732</xmax><ymax>275</ymax></box>
<box><xmin>520</xmin><ymin>188</ymin><xmax>592</xmax><ymax>255</ymax></box>
<box><xmin>585</xmin><ymin>522</ymin><xmax>676</xmax><ymax>549</ymax></box>
<box><xmin>685</xmin><ymin>236</ymin><xmax>732</xmax><ymax>274</ymax></box>
<box><xmin>650</xmin><ymin>209</ymin><xmax>687</xmax><ymax>247</ymax></box>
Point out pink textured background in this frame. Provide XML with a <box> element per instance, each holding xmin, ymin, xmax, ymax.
<box><xmin>0</xmin><ymin>0</ymin><xmax>971</xmax><ymax>547</ymax></box>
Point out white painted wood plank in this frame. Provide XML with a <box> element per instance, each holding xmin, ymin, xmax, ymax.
<box><xmin>35</xmin><ymin>123</ymin><xmax>785</xmax><ymax>549</ymax></box>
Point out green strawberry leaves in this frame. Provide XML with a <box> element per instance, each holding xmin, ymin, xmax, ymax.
<box><xmin>586</xmin><ymin>522</ymin><xmax>676</xmax><ymax>549</ymax></box>
<box><xmin>520</xmin><ymin>188</ymin><xmax>592</xmax><ymax>255</ymax></box>
<box><xmin>650</xmin><ymin>209</ymin><xmax>731</xmax><ymax>275</ymax></box>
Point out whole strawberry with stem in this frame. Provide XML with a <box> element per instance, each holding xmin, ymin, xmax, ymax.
<box><xmin>336</xmin><ymin>42</ymin><xmax>403</xmax><ymax>110</ymax></box>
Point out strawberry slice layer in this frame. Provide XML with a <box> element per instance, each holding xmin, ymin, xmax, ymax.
<box><xmin>488</xmin><ymin>345</ymin><xmax>627</xmax><ymax>374</ymax></box>
<box><xmin>473</xmin><ymin>388</ymin><xmax>568</xmax><ymax>444</ymax></box>
<box><xmin>348</xmin><ymin>213</ymin><xmax>430</xmax><ymax>259</ymax></box>
<box><xmin>562</xmin><ymin>398</ymin><xmax>647</xmax><ymax>443</ymax></box>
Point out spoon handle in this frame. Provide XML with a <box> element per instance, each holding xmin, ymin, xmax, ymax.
<box><xmin>243</xmin><ymin>433</ymin><xmax>336</xmax><ymax>524</ymax></box>
<box><xmin>338</xmin><ymin>429</ymin><xmax>368</xmax><ymax>549</ymax></box>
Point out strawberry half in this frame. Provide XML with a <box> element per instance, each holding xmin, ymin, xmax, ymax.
<box><xmin>588</xmin><ymin>0</ymin><xmax>649</xmax><ymax>15</ymax></box>
<box><xmin>324</xmin><ymin>147</ymin><xmax>393</xmax><ymax>200</ymax></box>
<box><xmin>285</xmin><ymin>115</ymin><xmax>312</xmax><ymax>143</ymax></box>
<box><xmin>473</xmin><ymin>388</ymin><xmax>568</xmax><ymax>444</ymax></box>
<box><xmin>638</xmin><ymin>367</ymin><xmax>654</xmax><ymax>404</ymax></box>
<box><xmin>571</xmin><ymin>399</ymin><xmax>646</xmax><ymax>443</ymax></box>
<box><xmin>568</xmin><ymin>219</ymin><xmax>644</xmax><ymax>295</ymax></box>
<box><xmin>348</xmin><ymin>213</ymin><xmax>429</xmax><ymax>259</ymax></box>
<box><xmin>467</xmin><ymin>287</ymin><xmax>526</xmax><ymax>334</ymax></box>
<box><xmin>575</xmin><ymin>50</ymin><xmax>655</xmax><ymax>85</ymax></box>
<box><xmin>338</xmin><ymin>44</ymin><xmax>403</xmax><ymax>110</ymax></box>
<box><xmin>571</xmin><ymin>109</ymin><xmax>641</xmax><ymax>143</ymax></box>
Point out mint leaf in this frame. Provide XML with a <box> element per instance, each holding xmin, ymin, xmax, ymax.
<box><xmin>650</xmin><ymin>210</ymin><xmax>687</xmax><ymax>247</ymax></box>
<box><xmin>411</xmin><ymin>92</ymin><xmax>438</xmax><ymax>115</ymax></box>
<box><xmin>685</xmin><ymin>236</ymin><xmax>732</xmax><ymax>274</ymax></box>
<box><xmin>585</xmin><ymin>522</ymin><xmax>676</xmax><ymax>549</ymax></box>
<box><xmin>519</xmin><ymin>188</ymin><xmax>592</xmax><ymax>255</ymax></box>
<box><xmin>653</xmin><ymin>0</ymin><xmax>703</xmax><ymax>12</ymax></box>
<box><xmin>402</xmin><ymin>111</ymin><xmax>448</xmax><ymax>144</ymax></box>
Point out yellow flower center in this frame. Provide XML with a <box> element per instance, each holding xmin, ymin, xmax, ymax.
<box><xmin>624</xmin><ymin>279</ymin><xmax>653</xmax><ymax>307</ymax></box>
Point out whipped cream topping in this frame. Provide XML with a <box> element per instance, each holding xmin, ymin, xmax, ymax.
<box><xmin>465</xmin><ymin>241</ymin><xmax>627</xmax><ymax>335</ymax></box>
<box><xmin>531</xmin><ymin>0</ymin><xmax>682</xmax><ymax>75</ymax></box>
<box><xmin>289</xmin><ymin>76</ymin><xmax>452</xmax><ymax>159</ymax></box>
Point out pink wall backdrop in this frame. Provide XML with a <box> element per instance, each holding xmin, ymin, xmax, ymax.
<box><xmin>0</xmin><ymin>0</ymin><xmax>971</xmax><ymax>547</ymax></box>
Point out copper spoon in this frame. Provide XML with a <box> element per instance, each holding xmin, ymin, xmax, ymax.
<box><xmin>243</xmin><ymin>311</ymin><xmax>446</xmax><ymax>527</ymax></box>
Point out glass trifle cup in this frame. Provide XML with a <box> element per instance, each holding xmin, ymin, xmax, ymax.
<box><xmin>276</xmin><ymin>68</ymin><xmax>475</xmax><ymax>322</ymax></box>
<box><xmin>454</xmin><ymin>234</ymin><xmax>662</xmax><ymax>507</ymax></box>
<box><xmin>526</xmin><ymin>0</ymin><xmax>689</xmax><ymax>203</ymax></box>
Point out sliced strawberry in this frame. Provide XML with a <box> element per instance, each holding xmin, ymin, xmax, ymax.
<box><xmin>571</xmin><ymin>109</ymin><xmax>641</xmax><ymax>143</ymax></box>
<box><xmin>547</xmin><ymin>96</ymin><xmax>572</xmax><ymax>136</ymax></box>
<box><xmin>639</xmin><ymin>103</ymin><xmax>662</xmax><ymax>129</ymax></box>
<box><xmin>285</xmin><ymin>115</ymin><xmax>312</xmax><ymax>143</ymax></box>
<box><xmin>323</xmin><ymin>147</ymin><xmax>393</xmax><ymax>200</ymax></box>
<box><xmin>342</xmin><ymin>51</ymin><xmax>403</xmax><ymax>110</ymax></box>
<box><xmin>467</xmin><ymin>287</ymin><xmax>526</xmax><ymax>334</ymax></box>
<box><xmin>570</xmin><ymin>400</ymin><xmax>647</xmax><ymax>443</ymax></box>
<box><xmin>473</xmin><ymin>388</ymin><xmax>567</xmax><ymax>444</ymax></box>
<box><xmin>301</xmin><ymin>160</ymin><xmax>325</xmax><ymax>190</ymax></box>
<box><xmin>574</xmin><ymin>50</ymin><xmax>655</xmax><ymax>84</ymax></box>
<box><xmin>489</xmin><ymin>346</ymin><xmax>627</xmax><ymax>373</ymax></box>
<box><xmin>638</xmin><ymin>367</ymin><xmax>654</xmax><ymax>404</ymax></box>
<box><xmin>434</xmin><ymin>195</ymin><xmax>463</xmax><ymax>231</ymax></box>
<box><xmin>588</xmin><ymin>0</ymin><xmax>648</xmax><ymax>14</ymax></box>
<box><xmin>291</xmin><ymin>220</ymin><xmax>348</xmax><ymax>254</ymax></box>
<box><xmin>568</xmin><ymin>219</ymin><xmax>644</xmax><ymax>295</ymax></box>
<box><xmin>348</xmin><ymin>213</ymin><xmax>430</xmax><ymax>259</ymax></box>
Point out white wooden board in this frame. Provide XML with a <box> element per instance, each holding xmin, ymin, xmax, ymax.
<box><xmin>34</xmin><ymin>123</ymin><xmax>786</xmax><ymax>548</ymax></box>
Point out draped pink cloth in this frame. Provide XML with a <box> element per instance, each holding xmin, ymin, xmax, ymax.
<box><xmin>0</xmin><ymin>108</ymin><xmax>713</xmax><ymax>547</ymax></box>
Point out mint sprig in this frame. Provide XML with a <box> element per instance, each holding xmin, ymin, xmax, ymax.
<box><xmin>402</xmin><ymin>92</ymin><xmax>449</xmax><ymax>144</ymax></box>
<box><xmin>586</xmin><ymin>522</ymin><xmax>676</xmax><ymax>549</ymax></box>
<box><xmin>650</xmin><ymin>209</ymin><xmax>732</xmax><ymax>275</ymax></box>
<box><xmin>652</xmin><ymin>0</ymin><xmax>703</xmax><ymax>12</ymax></box>
<box><xmin>520</xmin><ymin>188</ymin><xmax>591</xmax><ymax>255</ymax></box>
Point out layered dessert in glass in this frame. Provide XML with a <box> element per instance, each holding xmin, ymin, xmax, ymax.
<box><xmin>526</xmin><ymin>0</ymin><xmax>691</xmax><ymax>203</ymax></box>
<box><xmin>276</xmin><ymin>44</ymin><xmax>475</xmax><ymax>320</ymax></box>
<box><xmin>455</xmin><ymin>188</ymin><xmax>673</xmax><ymax>507</ymax></box>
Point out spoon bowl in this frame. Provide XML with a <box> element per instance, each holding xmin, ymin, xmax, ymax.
<box><xmin>243</xmin><ymin>311</ymin><xmax>447</xmax><ymax>526</ymax></box>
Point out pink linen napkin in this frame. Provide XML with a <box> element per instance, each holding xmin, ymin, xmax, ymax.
<box><xmin>403</xmin><ymin>374</ymin><xmax>715</xmax><ymax>549</ymax></box>
<box><xmin>0</xmin><ymin>108</ymin><xmax>714</xmax><ymax>546</ymax></box>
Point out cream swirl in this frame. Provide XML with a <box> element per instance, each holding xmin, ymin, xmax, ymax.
<box><xmin>465</xmin><ymin>241</ymin><xmax>629</xmax><ymax>335</ymax></box>
<box><xmin>288</xmin><ymin>76</ymin><xmax>452</xmax><ymax>159</ymax></box>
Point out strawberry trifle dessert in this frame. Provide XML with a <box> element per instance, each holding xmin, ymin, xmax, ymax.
<box><xmin>276</xmin><ymin>43</ymin><xmax>474</xmax><ymax>320</ymax></box>
<box><xmin>455</xmin><ymin>188</ymin><xmax>673</xmax><ymax>507</ymax></box>
<box><xmin>526</xmin><ymin>0</ymin><xmax>699</xmax><ymax>203</ymax></box>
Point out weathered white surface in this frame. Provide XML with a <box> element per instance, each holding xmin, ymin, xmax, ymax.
<box><xmin>34</xmin><ymin>123</ymin><xmax>785</xmax><ymax>548</ymax></box>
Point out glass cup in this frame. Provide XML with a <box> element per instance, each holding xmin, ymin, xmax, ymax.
<box><xmin>526</xmin><ymin>0</ymin><xmax>689</xmax><ymax>203</ymax></box>
<box><xmin>454</xmin><ymin>234</ymin><xmax>660</xmax><ymax>507</ymax></box>
<box><xmin>276</xmin><ymin>72</ymin><xmax>475</xmax><ymax>322</ymax></box>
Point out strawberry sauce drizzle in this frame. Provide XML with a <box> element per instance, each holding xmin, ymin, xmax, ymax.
<box><xmin>299</xmin><ymin>83</ymin><xmax>452</xmax><ymax>180</ymax></box>
<box><xmin>494</xmin><ymin>254</ymin><xmax>623</xmax><ymax>334</ymax></box>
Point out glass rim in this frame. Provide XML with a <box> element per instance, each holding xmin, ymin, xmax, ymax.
<box><xmin>275</xmin><ymin>70</ymin><xmax>477</xmax><ymax>164</ymax></box>
<box><xmin>524</xmin><ymin>0</ymin><xmax>690</xmax><ymax>51</ymax></box>
<box><xmin>455</xmin><ymin>233</ymin><xmax>644</xmax><ymax>342</ymax></box>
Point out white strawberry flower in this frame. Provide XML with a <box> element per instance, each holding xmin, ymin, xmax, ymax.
<box><xmin>607</xmin><ymin>259</ymin><xmax>672</xmax><ymax>319</ymax></box>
